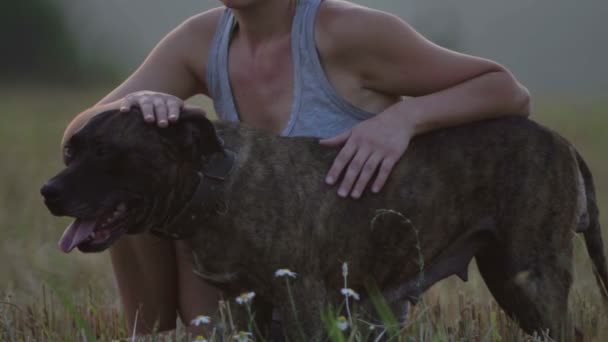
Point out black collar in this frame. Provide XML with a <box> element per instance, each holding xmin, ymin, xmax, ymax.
<box><xmin>150</xmin><ymin>150</ymin><xmax>236</xmax><ymax>239</ymax></box>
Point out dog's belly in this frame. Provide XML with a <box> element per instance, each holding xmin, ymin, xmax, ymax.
<box><xmin>188</xmin><ymin>184</ymin><xmax>494</xmax><ymax>299</ymax></box>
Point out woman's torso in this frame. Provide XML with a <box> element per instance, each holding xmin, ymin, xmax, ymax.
<box><xmin>205</xmin><ymin>0</ymin><xmax>400</xmax><ymax>138</ymax></box>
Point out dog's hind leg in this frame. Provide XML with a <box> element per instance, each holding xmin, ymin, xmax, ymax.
<box><xmin>476</xmin><ymin>237</ymin><xmax>574</xmax><ymax>340</ymax></box>
<box><xmin>360</xmin><ymin>225</ymin><xmax>492</xmax><ymax>332</ymax></box>
<box><xmin>383</xmin><ymin>227</ymin><xmax>493</xmax><ymax>304</ymax></box>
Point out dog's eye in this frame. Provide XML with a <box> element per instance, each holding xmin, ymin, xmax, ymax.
<box><xmin>92</xmin><ymin>142</ymin><xmax>122</xmax><ymax>163</ymax></box>
<box><xmin>94</xmin><ymin>143</ymin><xmax>109</xmax><ymax>158</ymax></box>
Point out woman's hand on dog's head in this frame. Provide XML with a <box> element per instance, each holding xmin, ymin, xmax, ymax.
<box><xmin>119</xmin><ymin>91</ymin><xmax>206</xmax><ymax>128</ymax></box>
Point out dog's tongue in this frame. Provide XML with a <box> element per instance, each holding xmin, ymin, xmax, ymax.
<box><xmin>58</xmin><ymin>219</ymin><xmax>97</xmax><ymax>253</ymax></box>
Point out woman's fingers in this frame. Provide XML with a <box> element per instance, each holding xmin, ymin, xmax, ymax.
<box><xmin>350</xmin><ymin>152</ymin><xmax>383</xmax><ymax>198</ymax></box>
<box><xmin>138</xmin><ymin>96</ymin><xmax>156</xmax><ymax>123</ymax></box>
<box><xmin>153</xmin><ymin>98</ymin><xmax>169</xmax><ymax>127</ymax></box>
<box><xmin>167</xmin><ymin>99</ymin><xmax>181</xmax><ymax>122</ymax></box>
<box><xmin>325</xmin><ymin>139</ymin><xmax>357</xmax><ymax>186</ymax></box>
<box><xmin>321</xmin><ymin>111</ymin><xmax>412</xmax><ymax>198</ymax></box>
<box><xmin>119</xmin><ymin>91</ymin><xmax>189</xmax><ymax>126</ymax></box>
<box><xmin>337</xmin><ymin>148</ymin><xmax>371</xmax><ymax>198</ymax></box>
<box><xmin>120</xmin><ymin>96</ymin><xmax>135</xmax><ymax>112</ymax></box>
<box><xmin>372</xmin><ymin>156</ymin><xmax>397</xmax><ymax>193</ymax></box>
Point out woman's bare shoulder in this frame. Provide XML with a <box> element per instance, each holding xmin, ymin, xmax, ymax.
<box><xmin>175</xmin><ymin>7</ymin><xmax>225</xmax><ymax>52</ymax></box>
<box><xmin>315</xmin><ymin>0</ymin><xmax>401</xmax><ymax>59</ymax></box>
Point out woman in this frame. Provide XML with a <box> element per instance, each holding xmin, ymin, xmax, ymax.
<box><xmin>93</xmin><ymin>0</ymin><xmax>530</xmax><ymax>334</ymax></box>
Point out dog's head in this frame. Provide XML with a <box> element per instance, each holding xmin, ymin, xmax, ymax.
<box><xmin>41</xmin><ymin>107</ymin><xmax>222</xmax><ymax>253</ymax></box>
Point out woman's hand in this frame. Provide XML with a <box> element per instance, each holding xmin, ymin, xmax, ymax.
<box><xmin>119</xmin><ymin>91</ymin><xmax>187</xmax><ymax>127</ymax></box>
<box><xmin>320</xmin><ymin>108</ymin><xmax>415</xmax><ymax>199</ymax></box>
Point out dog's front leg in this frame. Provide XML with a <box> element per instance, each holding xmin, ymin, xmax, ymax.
<box><xmin>274</xmin><ymin>277</ymin><xmax>328</xmax><ymax>342</ymax></box>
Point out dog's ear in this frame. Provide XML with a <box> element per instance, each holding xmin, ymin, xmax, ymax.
<box><xmin>174</xmin><ymin>108</ymin><xmax>223</xmax><ymax>158</ymax></box>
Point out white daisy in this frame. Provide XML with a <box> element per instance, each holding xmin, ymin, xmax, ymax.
<box><xmin>275</xmin><ymin>268</ymin><xmax>297</xmax><ymax>278</ymax></box>
<box><xmin>193</xmin><ymin>335</ymin><xmax>208</xmax><ymax>342</ymax></box>
<box><xmin>236</xmin><ymin>291</ymin><xmax>256</xmax><ymax>305</ymax></box>
<box><xmin>190</xmin><ymin>315</ymin><xmax>211</xmax><ymax>326</ymax></box>
<box><xmin>336</xmin><ymin>316</ymin><xmax>349</xmax><ymax>331</ymax></box>
<box><xmin>341</xmin><ymin>288</ymin><xmax>360</xmax><ymax>301</ymax></box>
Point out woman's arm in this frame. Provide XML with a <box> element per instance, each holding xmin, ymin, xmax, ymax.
<box><xmin>319</xmin><ymin>5</ymin><xmax>530</xmax><ymax>198</ymax></box>
<box><xmin>92</xmin><ymin>8</ymin><xmax>222</xmax><ymax>125</ymax></box>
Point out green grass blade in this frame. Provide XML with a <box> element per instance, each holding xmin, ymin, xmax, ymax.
<box><xmin>364</xmin><ymin>279</ymin><xmax>400</xmax><ymax>339</ymax></box>
<box><xmin>47</xmin><ymin>280</ymin><xmax>96</xmax><ymax>342</ymax></box>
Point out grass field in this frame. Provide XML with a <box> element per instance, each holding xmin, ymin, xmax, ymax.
<box><xmin>0</xmin><ymin>87</ymin><xmax>606</xmax><ymax>341</ymax></box>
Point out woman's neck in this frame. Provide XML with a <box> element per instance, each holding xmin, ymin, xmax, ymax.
<box><xmin>231</xmin><ymin>0</ymin><xmax>298</xmax><ymax>47</ymax></box>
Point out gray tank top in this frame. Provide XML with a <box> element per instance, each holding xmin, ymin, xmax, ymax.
<box><xmin>206</xmin><ymin>0</ymin><xmax>376</xmax><ymax>138</ymax></box>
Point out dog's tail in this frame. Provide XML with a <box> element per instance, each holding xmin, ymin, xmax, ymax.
<box><xmin>576</xmin><ymin>151</ymin><xmax>608</xmax><ymax>305</ymax></box>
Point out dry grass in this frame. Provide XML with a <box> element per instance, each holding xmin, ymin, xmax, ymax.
<box><xmin>0</xmin><ymin>87</ymin><xmax>606</xmax><ymax>341</ymax></box>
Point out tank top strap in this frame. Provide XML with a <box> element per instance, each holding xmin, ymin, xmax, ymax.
<box><xmin>206</xmin><ymin>8</ymin><xmax>238</xmax><ymax>122</ymax></box>
<box><xmin>295</xmin><ymin>0</ymin><xmax>375</xmax><ymax>122</ymax></box>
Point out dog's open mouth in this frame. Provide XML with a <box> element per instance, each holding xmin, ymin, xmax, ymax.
<box><xmin>59</xmin><ymin>202</ymin><xmax>128</xmax><ymax>253</ymax></box>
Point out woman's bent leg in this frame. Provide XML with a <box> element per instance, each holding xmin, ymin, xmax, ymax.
<box><xmin>176</xmin><ymin>240</ymin><xmax>221</xmax><ymax>325</ymax></box>
<box><xmin>110</xmin><ymin>234</ymin><xmax>178</xmax><ymax>333</ymax></box>
<box><xmin>110</xmin><ymin>235</ymin><xmax>221</xmax><ymax>335</ymax></box>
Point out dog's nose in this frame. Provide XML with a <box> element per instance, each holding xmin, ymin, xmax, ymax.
<box><xmin>40</xmin><ymin>182</ymin><xmax>62</xmax><ymax>202</ymax></box>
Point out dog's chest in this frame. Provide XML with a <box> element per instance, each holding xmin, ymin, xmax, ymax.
<box><xmin>186</xmin><ymin>221</ymin><xmax>265</xmax><ymax>288</ymax></box>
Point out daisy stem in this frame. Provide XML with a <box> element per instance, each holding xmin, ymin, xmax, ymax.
<box><xmin>343</xmin><ymin>265</ymin><xmax>353</xmax><ymax>326</ymax></box>
<box><xmin>245</xmin><ymin>303</ymin><xmax>264</xmax><ymax>341</ymax></box>
<box><xmin>285</xmin><ymin>279</ymin><xmax>306</xmax><ymax>342</ymax></box>
<box><xmin>246</xmin><ymin>304</ymin><xmax>253</xmax><ymax>334</ymax></box>
<box><xmin>345</xmin><ymin>298</ymin><xmax>353</xmax><ymax>326</ymax></box>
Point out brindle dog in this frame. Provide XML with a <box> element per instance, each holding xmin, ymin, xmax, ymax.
<box><xmin>42</xmin><ymin>108</ymin><xmax>607</xmax><ymax>341</ymax></box>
